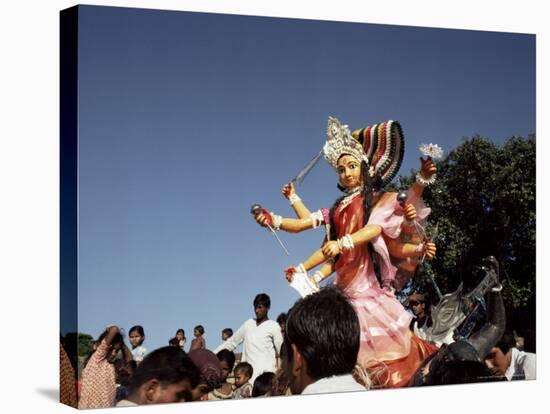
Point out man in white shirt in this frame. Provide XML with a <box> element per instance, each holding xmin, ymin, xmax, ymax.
<box><xmin>485</xmin><ymin>331</ymin><xmax>536</xmax><ymax>380</ymax></box>
<box><xmin>281</xmin><ymin>287</ymin><xmax>366</xmax><ymax>395</ymax></box>
<box><xmin>214</xmin><ymin>293</ymin><xmax>283</xmax><ymax>384</ymax></box>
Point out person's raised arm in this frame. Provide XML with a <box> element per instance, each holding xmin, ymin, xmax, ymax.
<box><xmin>104</xmin><ymin>325</ymin><xmax>120</xmax><ymax>346</ymax></box>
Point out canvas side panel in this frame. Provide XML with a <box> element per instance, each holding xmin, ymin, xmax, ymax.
<box><xmin>60</xmin><ymin>5</ymin><xmax>79</xmax><ymax>408</ymax></box>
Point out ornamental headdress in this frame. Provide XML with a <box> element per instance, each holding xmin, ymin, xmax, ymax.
<box><xmin>323</xmin><ymin>116</ymin><xmax>369</xmax><ymax>170</ymax></box>
<box><xmin>351</xmin><ymin>120</ymin><xmax>405</xmax><ymax>187</ymax></box>
<box><xmin>292</xmin><ymin>117</ymin><xmax>405</xmax><ymax>188</ymax></box>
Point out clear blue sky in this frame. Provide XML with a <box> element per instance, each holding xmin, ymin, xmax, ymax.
<box><xmin>71</xmin><ymin>5</ymin><xmax>535</xmax><ymax>352</ymax></box>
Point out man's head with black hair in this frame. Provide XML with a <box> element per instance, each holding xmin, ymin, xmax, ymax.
<box><xmin>494</xmin><ymin>331</ymin><xmax>516</xmax><ymax>355</ymax></box>
<box><xmin>126</xmin><ymin>346</ymin><xmax>200</xmax><ymax>405</ymax></box>
<box><xmin>281</xmin><ymin>287</ymin><xmax>360</xmax><ymax>394</ymax></box>
<box><xmin>253</xmin><ymin>293</ymin><xmax>271</xmax><ymax>309</ymax></box>
<box><xmin>253</xmin><ymin>293</ymin><xmax>271</xmax><ymax>321</ymax></box>
<box><xmin>484</xmin><ymin>331</ymin><xmax>517</xmax><ymax>377</ymax></box>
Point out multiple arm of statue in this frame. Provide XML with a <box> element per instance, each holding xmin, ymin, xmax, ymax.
<box><xmin>254</xmin><ymin>157</ymin><xmax>438</xmax><ymax>289</ymax></box>
<box><xmin>386</xmin><ymin>236</ymin><xmax>436</xmax><ymax>260</ymax></box>
<box><xmin>255</xmin><ymin>212</ymin><xmax>314</xmax><ymax>233</ymax></box>
<box><xmin>321</xmin><ymin>224</ymin><xmax>382</xmax><ymax>258</ymax></box>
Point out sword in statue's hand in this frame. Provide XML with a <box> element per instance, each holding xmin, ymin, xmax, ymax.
<box><xmin>291</xmin><ymin>148</ymin><xmax>324</xmax><ymax>186</ymax></box>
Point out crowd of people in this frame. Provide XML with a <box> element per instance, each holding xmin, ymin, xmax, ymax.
<box><xmin>60</xmin><ymin>284</ymin><xmax>535</xmax><ymax>409</ymax></box>
<box><xmin>60</xmin><ymin>116</ymin><xmax>536</xmax><ymax>408</ymax></box>
<box><xmin>59</xmin><ymin>293</ymin><xmax>292</xmax><ymax>408</ymax></box>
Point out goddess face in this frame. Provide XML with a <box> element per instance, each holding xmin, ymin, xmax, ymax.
<box><xmin>337</xmin><ymin>154</ymin><xmax>362</xmax><ymax>189</ymax></box>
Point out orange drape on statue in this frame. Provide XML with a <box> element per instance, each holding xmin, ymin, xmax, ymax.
<box><xmin>367</xmin><ymin>335</ymin><xmax>439</xmax><ymax>388</ymax></box>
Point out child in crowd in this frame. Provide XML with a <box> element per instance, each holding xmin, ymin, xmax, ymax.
<box><xmin>232</xmin><ymin>362</ymin><xmax>253</xmax><ymax>399</ymax></box>
<box><xmin>252</xmin><ymin>372</ymin><xmax>275</xmax><ymax>397</ymax></box>
<box><xmin>175</xmin><ymin>329</ymin><xmax>186</xmax><ymax>350</ymax></box>
<box><xmin>79</xmin><ymin>326</ymin><xmax>124</xmax><ymax>409</ymax></box>
<box><xmin>208</xmin><ymin>349</ymin><xmax>236</xmax><ymax>400</ymax></box>
<box><xmin>222</xmin><ymin>328</ymin><xmax>233</xmax><ymax>342</ymax></box>
<box><xmin>169</xmin><ymin>337</ymin><xmax>180</xmax><ymax>347</ymax></box>
<box><xmin>190</xmin><ymin>325</ymin><xmax>206</xmax><ymax>351</ymax></box>
<box><xmin>128</xmin><ymin>325</ymin><xmax>147</xmax><ymax>364</ymax></box>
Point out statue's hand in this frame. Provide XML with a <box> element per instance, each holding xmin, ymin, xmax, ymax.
<box><xmin>423</xmin><ymin>241</ymin><xmax>437</xmax><ymax>260</ymax></box>
<box><xmin>420</xmin><ymin>157</ymin><xmax>437</xmax><ymax>178</ymax></box>
<box><xmin>282</xmin><ymin>182</ymin><xmax>296</xmax><ymax>200</ymax></box>
<box><xmin>404</xmin><ymin>203</ymin><xmax>417</xmax><ymax>221</ymax></box>
<box><xmin>321</xmin><ymin>240</ymin><xmax>341</xmax><ymax>258</ymax></box>
<box><xmin>284</xmin><ymin>266</ymin><xmax>297</xmax><ymax>282</ymax></box>
<box><xmin>254</xmin><ymin>212</ymin><xmax>272</xmax><ymax>228</ymax></box>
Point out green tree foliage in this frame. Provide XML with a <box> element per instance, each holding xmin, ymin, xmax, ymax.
<box><xmin>62</xmin><ymin>332</ymin><xmax>94</xmax><ymax>373</ymax></box>
<box><xmin>397</xmin><ymin>135</ymin><xmax>535</xmax><ymax>334</ymax></box>
<box><xmin>77</xmin><ymin>333</ymin><xmax>94</xmax><ymax>357</ymax></box>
